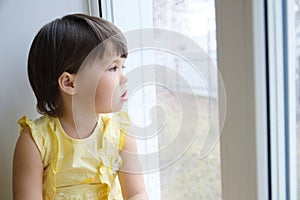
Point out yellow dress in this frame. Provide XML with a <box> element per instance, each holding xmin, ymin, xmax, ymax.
<box><xmin>18</xmin><ymin>112</ymin><xmax>129</xmax><ymax>200</ymax></box>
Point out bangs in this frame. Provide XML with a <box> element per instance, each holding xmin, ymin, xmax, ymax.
<box><xmin>110</xmin><ymin>33</ymin><xmax>128</xmax><ymax>58</ymax></box>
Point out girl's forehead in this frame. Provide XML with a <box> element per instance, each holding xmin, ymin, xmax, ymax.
<box><xmin>112</xmin><ymin>56</ymin><xmax>126</xmax><ymax>62</ymax></box>
<box><xmin>94</xmin><ymin>55</ymin><xmax>125</xmax><ymax>69</ymax></box>
<box><xmin>90</xmin><ymin>49</ymin><xmax>124</xmax><ymax>64</ymax></box>
<box><xmin>101</xmin><ymin>47</ymin><xmax>123</xmax><ymax>59</ymax></box>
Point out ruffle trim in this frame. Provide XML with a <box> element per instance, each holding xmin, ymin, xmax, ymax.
<box><xmin>98</xmin><ymin>112</ymin><xmax>130</xmax><ymax>198</ymax></box>
<box><xmin>55</xmin><ymin>192</ymin><xmax>106</xmax><ymax>200</ymax></box>
<box><xmin>54</xmin><ymin>184</ymin><xmax>108</xmax><ymax>200</ymax></box>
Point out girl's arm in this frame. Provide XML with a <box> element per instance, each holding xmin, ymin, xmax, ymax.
<box><xmin>13</xmin><ymin>127</ymin><xmax>43</xmax><ymax>200</ymax></box>
<box><xmin>118</xmin><ymin>134</ymin><xmax>149</xmax><ymax>200</ymax></box>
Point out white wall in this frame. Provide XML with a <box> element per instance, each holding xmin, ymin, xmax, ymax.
<box><xmin>0</xmin><ymin>1</ymin><xmax>84</xmax><ymax>198</ymax></box>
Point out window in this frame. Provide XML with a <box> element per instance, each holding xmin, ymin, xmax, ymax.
<box><xmin>100</xmin><ymin>0</ymin><xmax>222</xmax><ymax>199</ymax></box>
<box><xmin>100</xmin><ymin>0</ymin><xmax>300</xmax><ymax>199</ymax></box>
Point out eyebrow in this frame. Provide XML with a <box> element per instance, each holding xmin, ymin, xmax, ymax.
<box><xmin>113</xmin><ymin>57</ymin><xmax>125</xmax><ymax>64</ymax></box>
<box><xmin>105</xmin><ymin>57</ymin><xmax>125</xmax><ymax>69</ymax></box>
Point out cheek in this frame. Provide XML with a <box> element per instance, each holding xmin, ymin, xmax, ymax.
<box><xmin>95</xmin><ymin>77</ymin><xmax>117</xmax><ymax>101</ymax></box>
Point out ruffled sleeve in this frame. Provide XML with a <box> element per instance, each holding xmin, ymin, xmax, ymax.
<box><xmin>117</xmin><ymin>111</ymin><xmax>130</xmax><ymax>151</ymax></box>
<box><xmin>18</xmin><ymin>116</ymin><xmax>47</xmax><ymax>162</ymax></box>
<box><xmin>98</xmin><ymin>111</ymin><xmax>130</xmax><ymax>199</ymax></box>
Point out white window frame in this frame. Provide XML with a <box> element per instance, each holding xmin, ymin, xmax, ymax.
<box><xmin>215</xmin><ymin>0</ymin><xmax>269</xmax><ymax>199</ymax></box>
<box><xmin>284</xmin><ymin>0</ymin><xmax>297</xmax><ymax>198</ymax></box>
<box><xmin>267</xmin><ymin>0</ymin><xmax>297</xmax><ymax>199</ymax></box>
<box><xmin>72</xmin><ymin>0</ymin><xmax>100</xmax><ymax>17</ymax></box>
<box><xmin>217</xmin><ymin>0</ymin><xmax>298</xmax><ymax>199</ymax></box>
<box><xmin>266</xmin><ymin>0</ymin><xmax>287</xmax><ymax>199</ymax></box>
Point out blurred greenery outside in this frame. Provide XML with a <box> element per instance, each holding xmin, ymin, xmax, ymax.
<box><xmin>156</xmin><ymin>88</ymin><xmax>221</xmax><ymax>199</ymax></box>
<box><xmin>152</xmin><ymin>0</ymin><xmax>222</xmax><ymax>199</ymax></box>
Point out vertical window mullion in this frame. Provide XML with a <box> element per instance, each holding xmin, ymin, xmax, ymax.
<box><xmin>266</xmin><ymin>0</ymin><xmax>297</xmax><ymax>199</ymax></box>
<box><xmin>99</xmin><ymin>0</ymin><xmax>114</xmax><ymax>21</ymax></box>
<box><xmin>283</xmin><ymin>0</ymin><xmax>297</xmax><ymax>199</ymax></box>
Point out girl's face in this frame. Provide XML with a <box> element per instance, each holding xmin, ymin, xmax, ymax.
<box><xmin>94</xmin><ymin>56</ymin><xmax>127</xmax><ymax>113</ymax></box>
<box><xmin>69</xmin><ymin>54</ymin><xmax>127</xmax><ymax>135</ymax></box>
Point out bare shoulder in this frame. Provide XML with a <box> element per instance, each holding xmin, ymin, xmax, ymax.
<box><xmin>13</xmin><ymin>127</ymin><xmax>43</xmax><ymax>199</ymax></box>
<box><xmin>122</xmin><ymin>133</ymin><xmax>137</xmax><ymax>152</ymax></box>
<box><xmin>14</xmin><ymin>126</ymin><xmax>43</xmax><ymax>169</ymax></box>
<box><xmin>17</xmin><ymin>126</ymin><xmax>33</xmax><ymax>143</ymax></box>
<box><xmin>14</xmin><ymin>127</ymin><xmax>40</xmax><ymax>157</ymax></box>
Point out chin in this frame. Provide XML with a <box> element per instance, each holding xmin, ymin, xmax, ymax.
<box><xmin>111</xmin><ymin>103</ymin><xmax>124</xmax><ymax>113</ymax></box>
<box><xmin>95</xmin><ymin>105</ymin><xmax>123</xmax><ymax>114</ymax></box>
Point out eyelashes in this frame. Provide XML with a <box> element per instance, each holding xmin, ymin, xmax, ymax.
<box><xmin>108</xmin><ymin>65</ymin><xmax>126</xmax><ymax>72</ymax></box>
<box><xmin>108</xmin><ymin>66</ymin><xmax>118</xmax><ymax>72</ymax></box>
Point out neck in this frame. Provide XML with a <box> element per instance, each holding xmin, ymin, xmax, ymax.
<box><xmin>59</xmin><ymin>93</ymin><xmax>99</xmax><ymax>139</ymax></box>
<box><xmin>58</xmin><ymin>110</ymin><xmax>98</xmax><ymax>139</ymax></box>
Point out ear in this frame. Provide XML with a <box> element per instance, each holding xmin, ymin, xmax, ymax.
<box><xmin>58</xmin><ymin>72</ymin><xmax>76</xmax><ymax>95</ymax></box>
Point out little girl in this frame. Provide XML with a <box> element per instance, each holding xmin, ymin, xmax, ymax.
<box><xmin>13</xmin><ymin>14</ymin><xmax>148</xmax><ymax>200</ymax></box>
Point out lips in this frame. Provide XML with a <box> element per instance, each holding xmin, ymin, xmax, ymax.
<box><xmin>121</xmin><ymin>90</ymin><xmax>127</xmax><ymax>98</ymax></box>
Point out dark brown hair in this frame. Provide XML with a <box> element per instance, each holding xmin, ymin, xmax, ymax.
<box><xmin>28</xmin><ymin>14</ymin><xmax>127</xmax><ymax>117</ymax></box>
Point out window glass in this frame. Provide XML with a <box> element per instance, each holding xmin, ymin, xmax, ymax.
<box><xmin>152</xmin><ymin>0</ymin><xmax>222</xmax><ymax>199</ymax></box>
<box><xmin>106</xmin><ymin>0</ymin><xmax>222</xmax><ymax>198</ymax></box>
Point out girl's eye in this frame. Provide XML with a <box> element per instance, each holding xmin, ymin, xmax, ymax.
<box><xmin>108</xmin><ymin>66</ymin><xmax>118</xmax><ymax>72</ymax></box>
<box><xmin>108</xmin><ymin>65</ymin><xmax>126</xmax><ymax>72</ymax></box>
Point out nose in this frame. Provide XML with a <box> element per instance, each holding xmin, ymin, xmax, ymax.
<box><xmin>120</xmin><ymin>71</ymin><xmax>128</xmax><ymax>85</ymax></box>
